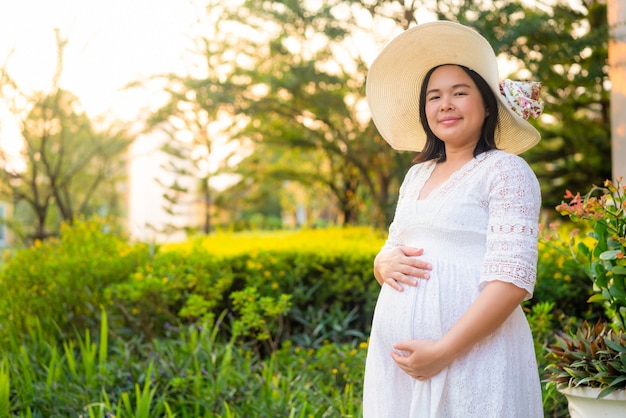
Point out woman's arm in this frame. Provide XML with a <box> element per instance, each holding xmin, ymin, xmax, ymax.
<box><xmin>391</xmin><ymin>280</ymin><xmax>527</xmax><ymax>379</ymax></box>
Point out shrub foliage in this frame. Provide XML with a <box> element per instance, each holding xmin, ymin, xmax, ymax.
<box><xmin>0</xmin><ymin>217</ymin><xmax>151</xmax><ymax>343</ymax></box>
<box><xmin>0</xmin><ymin>218</ymin><xmax>591</xmax><ymax>416</ymax></box>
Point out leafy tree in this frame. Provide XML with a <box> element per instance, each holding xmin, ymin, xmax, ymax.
<box><xmin>0</xmin><ymin>31</ymin><xmax>132</xmax><ymax>241</ymax></box>
<box><xmin>220</xmin><ymin>0</ymin><xmax>416</xmax><ymax>228</ymax></box>
<box><xmin>145</xmin><ymin>0</ymin><xmax>250</xmax><ymax>234</ymax></box>
<box><xmin>459</xmin><ymin>0</ymin><xmax>611</xmax><ymax>209</ymax></box>
<box><xmin>151</xmin><ymin>0</ymin><xmax>610</xmax><ymax>230</ymax></box>
<box><xmin>144</xmin><ymin>0</ymin><xmax>416</xmax><ymax>230</ymax></box>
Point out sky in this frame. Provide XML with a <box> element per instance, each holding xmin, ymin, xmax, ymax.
<box><xmin>0</xmin><ymin>0</ymin><xmax>593</xmax><ymax>137</ymax></box>
<box><xmin>0</xmin><ymin>0</ymin><xmax>435</xmax><ymax>240</ymax></box>
<box><xmin>0</xmin><ymin>0</ymin><xmax>388</xmax><ymax>240</ymax></box>
<box><xmin>0</xmin><ymin>0</ymin><xmax>199</xmax><ymax>125</ymax></box>
<box><xmin>0</xmin><ymin>0</ymin><xmax>206</xmax><ymax>240</ymax></box>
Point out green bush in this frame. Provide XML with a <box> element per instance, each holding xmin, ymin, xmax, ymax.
<box><xmin>0</xmin><ymin>217</ymin><xmax>151</xmax><ymax>343</ymax></box>
<box><xmin>104</xmin><ymin>247</ymin><xmax>236</xmax><ymax>340</ymax></box>
<box><xmin>532</xmin><ymin>223</ymin><xmax>596</xmax><ymax>321</ymax></box>
<box><xmin>105</xmin><ymin>228</ymin><xmax>382</xmax><ymax>347</ymax></box>
<box><xmin>104</xmin><ymin>225</ymin><xmax>592</xmax><ymax>349</ymax></box>
<box><xmin>0</xmin><ymin>222</ymin><xmax>594</xmax><ymax>417</ymax></box>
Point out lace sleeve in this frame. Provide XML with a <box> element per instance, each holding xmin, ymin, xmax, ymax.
<box><xmin>480</xmin><ymin>155</ymin><xmax>541</xmax><ymax>299</ymax></box>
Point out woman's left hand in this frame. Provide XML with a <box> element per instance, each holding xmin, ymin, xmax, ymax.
<box><xmin>390</xmin><ymin>340</ymin><xmax>451</xmax><ymax>381</ymax></box>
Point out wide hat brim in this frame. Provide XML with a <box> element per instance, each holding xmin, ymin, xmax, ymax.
<box><xmin>366</xmin><ymin>21</ymin><xmax>540</xmax><ymax>155</ymax></box>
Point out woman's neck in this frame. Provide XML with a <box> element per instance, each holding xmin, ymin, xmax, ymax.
<box><xmin>440</xmin><ymin>146</ymin><xmax>475</xmax><ymax>166</ymax></box>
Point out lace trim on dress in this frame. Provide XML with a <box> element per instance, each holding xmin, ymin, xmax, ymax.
<box><xmin>398</xmin><ymin>162</ymin><xmax>435</xmax><ymax>202</ymax></box>
<box><xmin>489</xmin><ymin>223</ymin><xmax>537</xmax><ymax>236</ymax></box>
<box><xmin>399</xmin><ymin>151</ymin><xmax>498</xmax><ymax>202</ymax></box>
<box><xmin>481</xmin><ymin>261</ymin><xmax>536</xmax><ymax>299</ymax></box>
<box><xmin>431</xmin><ymin>151</ymin><xmax>497</xmax><ymax>200</ymax></box>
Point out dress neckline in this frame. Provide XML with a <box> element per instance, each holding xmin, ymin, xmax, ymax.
<box><xmin>416</xmin><ymin>150</ymin><xmax>496</xmax><ymax>201</ymax></box>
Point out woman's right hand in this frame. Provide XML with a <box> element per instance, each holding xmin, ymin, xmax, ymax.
<box><xmin>373</xmin><ymin>246</ymin><xmax>432</xmax><ymax>292</ymax></box>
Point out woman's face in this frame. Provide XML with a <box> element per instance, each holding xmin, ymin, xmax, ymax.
<box><xmin>424</xmin><ymin>65</ymin><xmax>487</xmax><ymax>151</ymax></box>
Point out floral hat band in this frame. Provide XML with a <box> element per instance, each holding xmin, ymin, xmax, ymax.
<box><xmin>499</xmin><ymin>80</ymin><xmax>544</xmax><ymax>121</ymax></box>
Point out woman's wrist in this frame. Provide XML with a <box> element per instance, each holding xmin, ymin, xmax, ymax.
<box><xmin>373</xmin><ymin>250</ymin><xmax>389</xmax><ymax>285</ymax></box>
<box><xmin>433</xmin><ymin>337</ymin><xmax>460</xmax><ymax>367</ymax></box>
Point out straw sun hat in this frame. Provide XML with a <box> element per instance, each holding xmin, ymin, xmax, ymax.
<box><xmin>366</xmin><ymin>20</ymin><xmax>543</xmax><ymax>155</ymax></box>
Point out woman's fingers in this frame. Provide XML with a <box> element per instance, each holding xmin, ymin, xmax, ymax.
<box><xmin>398</xmin><ymin>247</ymin><xmax>432</xmax><ymax>279</ymax></box>
<box><xmin>375</xmin><ymin>246</ymin><xmax>433</xmax><ymax>290</ymax></box>
<box><xmin>385</xmin><ymin>277</ymin><xmax>404</xmax><ymax>292</ymax></box>
<box><xmin>391</xmin><ymin>340</ymin><xmax>447</xmax><ymax>380</ymax></box>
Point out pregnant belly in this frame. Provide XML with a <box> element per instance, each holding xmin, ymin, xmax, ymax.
<box><xmin>369</xmin><ymin>279</ymin><xmax>443</xmax><ymax>351</ymax></box>
<box><xmin>369</xmin><ymin>261</ymin><xmax>482</xmax><ymax>351</ymax></box>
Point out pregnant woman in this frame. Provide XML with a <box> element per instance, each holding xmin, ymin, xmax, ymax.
<box><xmin>362</xmin><ymin>21</ymin><xmax>545</xmax><ymax>418</ymax></box>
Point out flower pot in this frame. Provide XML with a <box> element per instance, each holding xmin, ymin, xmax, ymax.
<box><xmin>559</xmin><ymin>386</ymin><xmax>626</xmax><ymax>418</ymax></box>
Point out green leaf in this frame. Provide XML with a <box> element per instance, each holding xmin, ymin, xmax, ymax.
<box><xmin>610</xmin><ymin>275</ymin><xmax>626</xmax><ymax>298</ymax></box>
<box><xmin>595</xmin><ymin>239</ymin><xmax>609</xmax><ymax>256</ymax></box>
<box><xmin>609</xmin><ymin>285</ymin><xmax>626</xmax><ymax>301</ymax></box>
<box><xmin>600</xmin><ymin>250</ymin><xmax>621</xmax><ymax>261</ymax></box>
<box><xmin>604</xmin><ymin>339</ymin><xmax>626</xmax><ymax>353</ymax></box>
<box><xmin>612</xmin><ymin>266</ymin><xmax>626</xmax><ymax>275</ymax></box>
<box><xmin>564</xmin><ymin>367</ymin><xmax>587</xmax><ymax>378</ymax></box>
<box><xmin>587</xmin><ymin>293</ymin><xmax>606</xmax><ymax>302</ymax></box>
<box><xmin>593</xmin><ymin>261</ymin><xmax>604</xmax><ymax>276</ymax></box>
<box><xmin>602</xmin><ymin>260</ymin><xmax>615</xmax><ymax>272</ymax></box>
<box><xmin>609</xmin><ymin>375</ymin><xmax>626</xmax><ymax>386</ymax></box>
<box><xmin>576</xmin><ymin>377</ymin><xmax>597</xmax><ymax>386</ymax></box>
<box><xmin>596</xmin><ymin>272</ymin><xmax>609</xmax><ymax>288</ymax></box>
<box><xmin>578</xmin><ymin>242</ymin><xmax>591</xmax><ymax>257</ymax></box>
<box><xmin>598</xmin><ymin>386</ymin><xmax>619</xmax><ymax>398</ymax></box>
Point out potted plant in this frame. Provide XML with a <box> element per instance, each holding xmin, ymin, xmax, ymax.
<box><xmin>545</xmin><ymin>178</ymin><xmax>626</xmax><ymax>417</ymax></box>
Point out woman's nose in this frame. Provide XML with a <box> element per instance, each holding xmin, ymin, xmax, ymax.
<box><xmin>439</xmin><ymin>100</ymin><xmax>453</xmax><ymax>111</ymax></box>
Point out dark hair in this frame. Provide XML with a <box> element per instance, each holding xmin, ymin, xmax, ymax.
<box><xmin>413</xmin><ymin>65</ymin><xmax>499</xmax><ymax>164</ymax></box>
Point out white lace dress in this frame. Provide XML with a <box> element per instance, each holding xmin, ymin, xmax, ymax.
<box><xmin>363</xmin><ymin>150</ymin><xmax>543</xmax><ymax>418</ymax></box>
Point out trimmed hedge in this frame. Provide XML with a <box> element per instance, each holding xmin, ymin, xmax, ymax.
<box><xmin>0</xmin><ymin>218</ymin><xmax>151</xmax><ymax>343</ymax></box>
<box><xmin>105</xmin><ymin>228</ymin><xmax>384</xmax><ymax>349</ymax></box>
<box><xmin>0</xmin><ymin>218</ymin><xmax>589</xmax><ymax>416</ymax></box>
<box><xmin>0</xmin><ymin>219</ymin><xmax>591</xmax><ymax>349</ymax></box>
